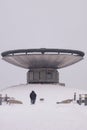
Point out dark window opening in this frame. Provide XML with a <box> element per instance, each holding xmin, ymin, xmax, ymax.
<box><xmin>47</xmin><ymin>72</ymin><xmax>52</xmax><ymax>79</ymax></box>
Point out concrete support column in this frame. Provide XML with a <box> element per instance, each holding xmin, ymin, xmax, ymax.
<box><xmin>27</xmin><ymin>68</ymin><xmax>59</xmax><ymax>84</ymax></box>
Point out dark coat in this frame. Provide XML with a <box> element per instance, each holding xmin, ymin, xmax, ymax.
<box><xmin>30</xmin><ymin>91</ymin><xmax>37</xmax><ymax>100</ymax></box>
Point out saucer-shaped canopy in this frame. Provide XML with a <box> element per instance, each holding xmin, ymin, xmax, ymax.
<box><xmin>1</xmin><ymin>48</ymin><xmax>85</xmax><ymax>69</ymax></box>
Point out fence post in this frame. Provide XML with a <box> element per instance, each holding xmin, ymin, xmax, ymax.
<box><xmin>79</xmin><ymin>94</ymin><xmax>82</xmax><ymax>105</ymax></box>
<box><xmin>84</xmin><ymin>94</ymin><xmax>87</xmax><ymax>106</ymax></box>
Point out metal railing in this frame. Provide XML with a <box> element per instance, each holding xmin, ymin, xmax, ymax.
<box><xmin>1</xmin><ymin>48</ymin><xmax>85</xmax><ymax>57</ymax></box>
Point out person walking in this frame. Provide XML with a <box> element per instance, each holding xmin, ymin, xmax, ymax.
<box><xmin>30</xmin><ymin>91</ymin><xmax>37</xmax><ymax>104</ymax></box>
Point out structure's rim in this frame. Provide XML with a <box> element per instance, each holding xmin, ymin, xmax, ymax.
<box><xmin>1</xmin><ymin>48</ymin><xmax>85</xmax><ymax>57</ymax></box>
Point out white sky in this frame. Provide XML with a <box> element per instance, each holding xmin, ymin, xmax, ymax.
<box><xmin>0</xmin><ymin>0</ymin><xmax>87</xmax><ymax>90</ymax></box>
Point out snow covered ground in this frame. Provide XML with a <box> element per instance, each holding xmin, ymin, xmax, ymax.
<box><xmin>0</xmin><ymin>84</ymin><xmax>87</xmax><ymax>130</ymax></box>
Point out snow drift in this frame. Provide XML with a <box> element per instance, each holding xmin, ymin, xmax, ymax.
<box><xmin>0</xmin><ymin>84</ymin><xmax>87</xmax><ymax>130</ymax></box>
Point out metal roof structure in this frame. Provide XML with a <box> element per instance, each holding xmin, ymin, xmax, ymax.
<box><xmin>1</xmin><ymin>48</ymin><xmax>85</xmax><ymax>69</ymax></box>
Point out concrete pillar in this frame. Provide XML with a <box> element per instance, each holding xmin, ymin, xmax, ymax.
<box><xmin>27</xmin><ymin>68</ymin><xmax>59</xmax><ymax>84</ymax></box>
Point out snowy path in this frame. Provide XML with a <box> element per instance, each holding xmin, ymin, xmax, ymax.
<box><xmin>0</xmin><ymin>84</ymin><xmax>87</xmax><ymax>130</ymax></box>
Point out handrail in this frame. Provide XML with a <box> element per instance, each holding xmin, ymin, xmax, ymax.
<box><xmin>1</xmin><ymin>48</ymin><xmax>85</xmax><ymax>57</ymax></box>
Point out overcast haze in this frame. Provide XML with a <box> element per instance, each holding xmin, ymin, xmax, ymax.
<box><xmin>0</xmin><ymin>0</ymin><xmax>87</xmax><ymax>90</ymax></box>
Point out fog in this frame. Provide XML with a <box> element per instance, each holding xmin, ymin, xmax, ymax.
<box><xmin>0</xmin><ymin>0</ymin><xmax>87</xmax><ymax>90</ymax></box>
